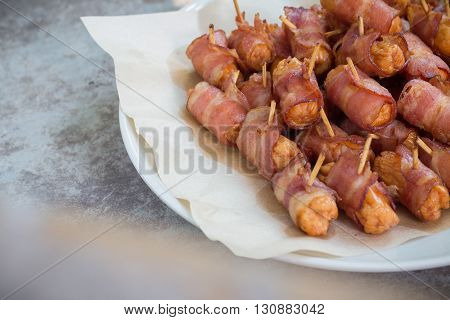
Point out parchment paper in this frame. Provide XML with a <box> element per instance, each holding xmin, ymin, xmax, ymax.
<box><xmin>82</xmin><ymin>0</ymin><xmax>450</xmax><ymax>259</ymax></box>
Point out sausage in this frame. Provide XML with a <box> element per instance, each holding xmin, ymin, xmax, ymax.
<box><xmin>418</xmin><ymin>137</ymin><xmax>450</xmax><ymax>189</ymax></box>
<box><xmin>236</xmin><ymin>106</ymin><xmax>300</xmax><ymax>179</ymax></box>
<box><xmin>238</xmin><ymin>72</ymin><xmax>272</xmax><ymax>109</ymax></box>
<box><xmin>297</xmin><ymin>122</ymin><xmax>368</xmax><ymax>163</ymax></box>
<box><xmin>402</xmin><ymin>32</ymin><xmax>449</xmax><ymax>81</ymax></box>
<box><xmin>429</xmin><ymin>76</ymin><xmax>450</xmax><ymax>95</ymax></box>
<box><xmin>336</xmin><ymin>24</ymin><xmax>408</xmax><ymax>77</ymax></box>
<box><xmin>322</xmin><ymin>149</ymin><xmax>399</xmax><ymax>234</ymax></box>
<box><xmin>397</xmin><ymin>79</ymin><xmax>450</xmax><ymax>144</ymax></box>
<box><xmin>324</xmin><ymin>64</ymin><xmax>396</xmax><ymax>131</ymax></box>
<box><xmin>340</xmin><ymin>118</ymin><xmax>417</xmax><ymax>153</ymax></box>
<box><xmin>186</xmin><ymin>30</ymin><xmax>241</xmax><ymax>90</ymax></box>
<box><xmin>273</xmin><ymin>57</ymin><xmax>323</xmax><ymax>129</ymax></box>
<box><xmin>407</xmin><ymin>3</ymin><xmax>450</xmax><ymax>59</ymax></box>
<box><xmin>374</xmin><ymin>145</ymin><xmax>449</xmax><ymax>221</ymax></box>
<box><xmin>283</xmin><ymin>6</ymin><xmax>333</xmax><ymax>75</ymax></box>
<box><xmin>272</xmin><ymin>153</ymin><xmax>339</xmax><ymax>236</ymax></box>
<box><xmin>186</xmin><ymin>81</ymin><xmax>247</xmax><ymax>145</ymax></box>
<box><xmin>320</xmin><ymin>0</ymin><xmax>402</xmax><ymax>34</ymax></box>
<box><xmin>229</xmin><ymin>13</ymin><xmax>275</xmax><ymax>72</ymax></box>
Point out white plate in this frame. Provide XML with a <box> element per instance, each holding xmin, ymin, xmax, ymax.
<box><xmin>118</xmin><ymin>0</ymin><xmax>450</xmax><ymax>272</ymax></box>
<box><xmin>120</xmin><ymin>111</ymin><xmax>450</xmax><ymax>272</ymax></box>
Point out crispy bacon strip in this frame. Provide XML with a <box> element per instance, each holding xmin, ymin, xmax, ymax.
<box><xmin>283</xmin><ymin>6</ymin><xmax>333</xmax><ymax>75</ymax></box>
<box><xmin>407</xmin><ymin>3</ymin><xmax>450</xmax><ymax>58</ymax></box>
<box><xmin>273</xmin><ymin>57</ymin><xmax>323</xmax><ymax>130</ymax></box>
<box><xmin>186</xmin><ymin>81</ymin><xmax>247</xmax><ymax>145</ymax></box>
<box><xmin>419</xmin><ymin>137</ymin><xmax>450</xmax><ymax>189</ymax></box>
<box><xmin>238</xmin><ymin>72</ymin><xmax>272</xmax><ymax>109</ymax></box>
<box><xmin>324</xmin><ymin>149</ymin><xmax>399</xmax><ymax>234</ymax></box>
<box><xmin>320</xmin><ymin>0</ymin><xmax>402</xmax><ymax>34</ymax></box>
<box><xmin>266</xmin><ymin>23</ymin><xmax>291</xmax><ymax>60</ymax></box>
<box><xmin>375</xmin><ymin>145</ymin><xmax>449</xmax><ymax>221</ymax></box>
<box><xmin>336</xmin><ymin>24</ymin><xmax>408</xmax><ymax>78</ymax></box>
<box><xmin>236</xmin><ymin>106</ymin><xmax>280</xmax><ymax>179</ymax></box>
<box><xmin>272</xmin><ymin>153</ymin><xmax>338</xmax><ymax>236</ymax></box>
<box><xmin>340</xmin><ymin>118</ymin><xmax>417</xmax><ymax>153</ymax></box>
<box><xmin>397</xmin><ymin>79</ymin><xmax>450</xmax><ymax>144</ymax></box>
<box><xmin>186</xmin><ymin>30</ymin><xmax>241</xmax><ymax>90</ymax></box>
<box><xmin>229</xmin><ymin>14</ymin><xmax>275</xmax><ymax>71</ymax></box>
<box><xmin>403</xmin><ymin>32</ymin><xmax>449</xmax><ymax>81</ymax></box>
<box><xmin>383</xmin><ymin>0</ymin><xmax>410</xmax><ymax>15</ymax></box>
<box><xmin>324</xmin><ymin>64</ymin><xmax>396</xmax><ymax>131</ymax></box>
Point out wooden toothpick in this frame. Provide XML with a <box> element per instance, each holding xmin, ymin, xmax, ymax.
<box><xmin>445</xmin><ymin>0</ymin><xmax>449</xmax><ymax>16</ymax></box>
<box><xmin>325</xmin><ymin>29</ymin><xmax>343</xmax><ymax>38</ymax></box>
<box><xmin>320</xmin><ymin>109</ymin><xmax>335</xmax><ymax>137</ymax></box>
<box><xmin>358</xmin><ymin>134</ymin><xmax>378</xmax><ymax>174</ymax></box>
<box><xmin>279</xmin><ymin>15</ymin><xmax>297</xmax><ymax>31</ymax></box>
<box><xmin>268</xmin><ymin>100</ymin><xmax>276</xmax><ymax>125</ymax></box>
<box><xmin>420</xmin><ymin>0</ymin><xmax>430</xmax><ymax>14</ymax></box>
<box><xmin>320</xmin><ymin>162</ymin><xmax>335</xmax><ymax>176</ymax></box>
<box><xmin>308</xmin><ymin>153</ymin><xmax>326</xmax><ymax>186</ymax></box>
<box><xmin>208</xmin><ymin>24</ymin><xmax>215</xmax><ymax>44</ymax></box>
<box><xmin>307</xmin><ymin>44</ymin><xmax>320</xmax><ymax>78</ymax></box>
<box><xmin>413</xmin><ymin>147</ymin><xmax>419</xmax><ymax>169</ymax></box>
<box><xmin>233</xmin><ymin>0</ymin><xmax>244</xmax><ymax>23</ymax></box>
<box><xmin>346</xmin><ymin>57</ymin><xmax>360</xmax><ymax>82</ymax></box>
<box><xmin>416</xmin><ymin>137</ymin><xmax>433</xmax><ymax>155</ymax></box>
<box><xmin>262</xmin><ymin>62</ymin><xmax>267</xmax><ymax>88</ymax></box>
<box><xmin>232</xmin><ymin>70</ymin><xmax>240</xmax><ymax>84</ymax></box>
<box><xmin>358</xmin><ymin>16</ymin><xmax>364</xmax><ymax>36</ymax></box>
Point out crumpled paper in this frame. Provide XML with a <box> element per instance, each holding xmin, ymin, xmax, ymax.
<box><xmin>82</xmin><ymin>0</ymin><xmax>450</xmax><ymax>259</ymax></box>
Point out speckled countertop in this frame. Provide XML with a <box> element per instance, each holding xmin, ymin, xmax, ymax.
<box><xmin>0</xmin><ymin>0</ymin><xmax>449</xmax><ymax>299</ymax></box>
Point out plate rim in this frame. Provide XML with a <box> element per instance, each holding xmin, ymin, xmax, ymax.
<box><xmin>119</xmin><ymin>110</ymin><xmax>450</xmax><ymax>272</ymax></box>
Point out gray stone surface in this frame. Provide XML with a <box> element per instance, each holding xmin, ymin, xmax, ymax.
<box><xmin>0</xmin><ymin>0</ymin><xmax>449</xmax><ymax>299</ymax></box>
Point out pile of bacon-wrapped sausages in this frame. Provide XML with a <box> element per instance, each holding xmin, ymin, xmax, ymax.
<box><xmin>185</xmin><ymin>0</ymin><xmax>450</xmax><ymax>237</ymax></box>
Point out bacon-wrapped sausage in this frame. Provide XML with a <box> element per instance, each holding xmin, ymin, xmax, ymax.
<box><xmin>419</xmin><ymin>137</ymin><xmax>450</xmax><ymax>189</ymax></box>
<box><xmin>298</xmin><ymin>122</ymin><xmax>367</xmax><ymax>163</ymax></box>
<box><xmin>272</xmin><ymin>153</ymin><xmax>338</xmax><ymax>236</ymax></box>
<box><xmin>320</xmin><ymin>0</ymin><xmax>402</xmax><ymax>34</ymax></box>
<box><xmin>229</xmin><ymin>14</ymin><xmax>275</xmax><ymax>72</ymax></box>
<box><xmin>186</xmin><ymin>30</ymin><xmax>241</xmax><ymax>90</ymax></box>
<box><xmin>238</xmin><ymin>72</ymin><xmax>272</xmax><ymax>109</ymax></box>
<box><xmin>403</xmin><ymin>32</ymin><xmax>449</xmax><ymax>81</ymax></box>
<box><xmin>374</xmin><ymin>145</ymin><xmax>449</xmax><ymax>221</ymax></box>
<box><xmin>340</xmin><ymin>118</ymin><xmax>417</xmax><ymax>153</ymax></box>
<box><xmin>323</xmin><ymin>149</ymin><xmax>399</xmax><ymax>234</ymax></box>
<box><xmin>273</xmin><ymin>57</ymin><xmax>323</xmax><ymax>129</ymax></box>
<box><xmin>297</xmin><ymin>123</ymin><xmax>398</xmax><ymax>234</ymax></box>
<box><xmin>324</xmin><ymin>64</ymin><xmax>397</xmax><ymax>131</ymax></box>
<box><xmin>283</xmin><ymin>6</ymin><xmax>333</xmax><ymax>75</ymax></box>
<box><xmin>397</xmin><ymin>79</ymin><xmax>450</xmax><ymax>143</ymax></box>
<box><xmin>336</xmin><ymin>24</ymin><xmax>408</xmax><ymax>77</ymax></box>
<box><xmin>236</xmin><ymin>106</ymin><xmax>299</xmax><ymax>179</ymax></box>
<box><xmin>186</xmin><ymin>81</ymin><xmax>247</xmax><ymax>145</ymax></box>
<box><xmin>407</xmin><ymin>4</ymin><xmax>450</xmax><ymax>58</ymax></box>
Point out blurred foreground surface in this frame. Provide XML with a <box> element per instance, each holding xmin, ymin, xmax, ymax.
<box><xmin>0</xmin><ymin>0</ymin><xmax>449</xmax><ymax>299</ymax></box>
